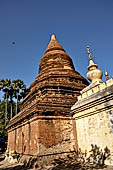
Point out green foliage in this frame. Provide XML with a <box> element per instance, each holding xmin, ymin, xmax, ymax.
<box><xmin>0</xmin><ymin>79</ymin><xmax>29</xmax><ymax>138</ymax></box>
<box><xmin>0</xmin><ymin>124</ymin><xmax>8</xmax><ymax>139</ymax></box>
<box><xmin>0</xmin><ymin>100</ymin><xmax>8</xmax><ymax>138</ymax></box>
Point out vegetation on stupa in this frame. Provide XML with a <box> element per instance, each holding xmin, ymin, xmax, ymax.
<box><xmin>0</xmin><ymin>79</ymin><xmax>29</xmax><ymax>138</ymax></box>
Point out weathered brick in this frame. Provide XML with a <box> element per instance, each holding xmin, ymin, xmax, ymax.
<box><xmin>6</xmin><ymin>35</ymin><xmax>88</xmax><ymax>157</ymax></box>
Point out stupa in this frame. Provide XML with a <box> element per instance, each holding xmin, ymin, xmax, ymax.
<box><xmin>71</xmin><ymin>46</ymin><xmax>113</xmax><ymax>166</ymax></box>
<box><xmin>6</xmin><ymin>35</ymin><xmax>88</xmax><ymax>157</ymax></box>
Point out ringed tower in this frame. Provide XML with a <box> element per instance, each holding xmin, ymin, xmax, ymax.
<box><xmin>7</xmin><ymin>35</ymin><xmax>88</xmax><ymax>156</ymax></box>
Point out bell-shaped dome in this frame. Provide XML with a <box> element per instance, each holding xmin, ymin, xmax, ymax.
<box><xmin>87</xmin><ymin>58</ymin><xmax>103</xmax><ymax>84</ymax></box>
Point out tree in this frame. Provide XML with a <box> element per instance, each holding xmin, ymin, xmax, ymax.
<box><xmin>8</xmin><ymin>84</ymin><xmax>15</xmax><ymax>119</ymax></box>
<box><xmin>0</xmin><ymin>79</ymin><xmax>29</xmax><ymax>122</ymax></box>
<box><xmin>20</xmin><ymin>87</ymin><xmax>29</xmax><ymax>99</ymax></box>
<box><xmin>0</xmin><ymin>78</ymin><xmax>29</xmax><ymax>140</ymax></box>
<box><xmin>12</xmin><ymin>79</ymin><xmax>26</xmax><ymax>114</ymax></box>
<box><xmin>0</xmin><ymin>79</ymin><xmax>11</xmax><ymax>125</ymax></box>
<box><xmin>0</xmin><ymin>100</ymin><xmax>8</xmax><ymax>138</ymax></box>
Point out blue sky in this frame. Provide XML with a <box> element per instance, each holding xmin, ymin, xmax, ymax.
<box><xmin>0</xmin><ymin>0</ymin><xmax>113</xmax><ymax>92</ymax></box>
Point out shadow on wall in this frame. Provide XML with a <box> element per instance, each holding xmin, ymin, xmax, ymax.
<box><xmin>107</xmin><ymin>110</ymin><xmax>113</xmax><ymax>133</ymax></box>
<box><xmin>77</xmin><ymin>144</ymin><xmax>110</xmax><ymax>165</ymax></box>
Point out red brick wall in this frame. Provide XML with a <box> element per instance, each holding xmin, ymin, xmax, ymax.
<box><xmin>16</xmin><ymin>127</ymin><xmax>22</xmax><ymax>153</ymax></box>
<box><xmin>38</xmin><ymin>119</ymin><xmax>62</xmax><ymax>149</ymax></box>
<box><xmin>7</xmin><ymin>116</ymin><xmax>77</xmax><ymax>156</ymax></box>
<box><xmin>30</xmin><ymin>120</ymin><xmax>39</xmax><ymax>155</ymax></box>
<box><xmin>21</xmin><ymin>124</ymin><xmax>29</xmax><ymax>154</ymax></box>
<box><xmin>37</xmin><ymin>118</ymin><xmax>76</xmax><ymax>155</ymax></box>
<box><xmin>7</xmin><ymin>130</ymin><xmax>15</xmax><ymax>152</ymax></box>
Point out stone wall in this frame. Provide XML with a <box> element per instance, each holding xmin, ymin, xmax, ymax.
<box><xmin>72</xmin><ymin>79</ymin><xmax>113</xmax><ymax>153</ymax></box>
<box><xmin>7</xmin><ymin>116</ymin><xmax>77</xmax><ymax>155</ymax></box>
<box><xmin>75</xmin><ymin>109</ymin><xmax>113</xmax><ymax>153</ymax></box>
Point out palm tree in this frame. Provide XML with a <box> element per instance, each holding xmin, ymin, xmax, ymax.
<box><xmin>12</xmin><ymin>79</ymin><xmax>26</xmax><ymax>114</ymax></box>
<box><xmin>0</xmin><ymin>79</ymin><xmax>11</xmax><ymax>125</ymax></box>
<box><xmin>20</xmin><ymin>87</ymin><xmax>29</xmax><ymax>99</ymax></box>
<box><xmin>9</xmin><ymin>83</ymin><xmax>15</xmax><ymax>119</ymax></box>
<box><xmin>0</xmin><ymin>100</ymin><xmax>8</xmax><ymax>138</ymax></box>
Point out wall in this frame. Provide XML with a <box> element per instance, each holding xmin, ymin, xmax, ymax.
<box><xmin>72</xmin><ymin>80</ymin><xmax>113</xmax><ymax>153</ymax></box>
<box><xmin>7</xmin><ymin>116</ymin><xmax>77</xmax><ymax>155</ymax></box>
<box><xmin>75</xmin><ymin>109</ymin><xmax>113</xmax><ymax>153</ymax></box>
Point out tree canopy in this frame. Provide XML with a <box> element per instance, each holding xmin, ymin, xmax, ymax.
<box><xmin>0</xmin><ymin>79</ymin><xmax>29</xmax><ymax>138</ymax></box>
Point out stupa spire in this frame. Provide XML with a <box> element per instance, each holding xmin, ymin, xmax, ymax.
<box><xmin>51</xmin><ymin>34</ymin><xmax>56</xmax><ymax>40</ymax></box>
<box><xmin>86</xmin><ymin>46</ymin><xmax>94</xmax><ymax>59</ymax></box>
<box><xmin>86</xmin><ymin>46</ymin><xmax>103</xmax><ymax>83</ymax></box>
<box><xmin>86</xmin><ymin>46</ymin><xmax>97</xmax><ymax>71</ymax></box>
<box><xmin>45</xmin><ymin>34</ymin><xmax>65</xmax><ymax>53</ymax></box>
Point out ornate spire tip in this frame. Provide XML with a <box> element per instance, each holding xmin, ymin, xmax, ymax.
<box><xmin>86</xmin><ymin>45</ymin><xmax>95</xmax><ymax>60</ymax></box>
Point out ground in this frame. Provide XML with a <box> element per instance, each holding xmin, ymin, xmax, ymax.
<box><xmin>0</xmin><ymin>154</ymin><xmax>113</xmax><ymax>170</ymax></box>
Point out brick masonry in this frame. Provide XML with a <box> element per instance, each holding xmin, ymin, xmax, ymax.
<box><xmin>7</xmin><ymin>116</ymin><xmax>77</xmax><ymax>155</ymax></box>
<box><xmin>6</xmin><ymin>35</ymin><xmax>88</xmax><ymax>157</ymax></box>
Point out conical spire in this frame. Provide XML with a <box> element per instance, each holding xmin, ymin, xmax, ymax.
<box><xmin>51</xmin><ymin>34</ymin><xmax>56</xmax><ymax>40</ymax></box>
<box><xmin>45</xmin><ymin>34</ymin><xmax>65</xmax><ymax>53</ymax></box>
<box><xmin>39</xmin><ymin>34</ymin><xmax>74</xmax><ymax>73</ymax></box>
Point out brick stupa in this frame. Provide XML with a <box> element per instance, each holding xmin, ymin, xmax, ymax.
<box><xmin>7</xmin><ymin>35</ymin><xmax>88</xmax><ymax>157</ymax></box>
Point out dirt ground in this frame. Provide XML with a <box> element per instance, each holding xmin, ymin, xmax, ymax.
<box><xmin>0</xmin><ymin>154</ymin><xmax>113</xmax><ymax>170</ymax></box>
